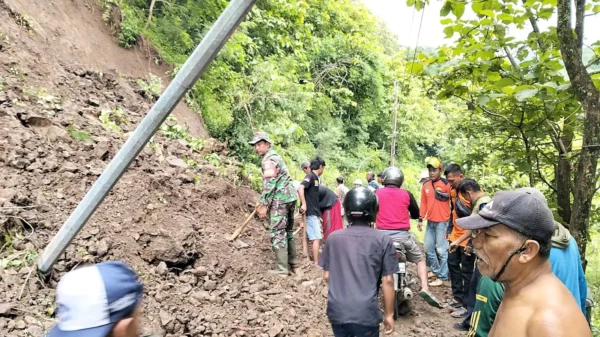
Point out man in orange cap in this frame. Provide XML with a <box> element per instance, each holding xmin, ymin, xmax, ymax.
<box><xmin>418</xmin><ymin>157</ymin><xmax>451</xmax><ymax>286</ymax></box>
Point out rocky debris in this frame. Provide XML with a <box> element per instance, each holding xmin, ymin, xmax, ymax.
<box><xmin>156</xmin><ymin>262</ymin><xmax>168</xmax><ymax>276</ymax></box>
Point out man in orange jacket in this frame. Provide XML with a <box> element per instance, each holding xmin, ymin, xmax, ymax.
<box><xmin>418</xmin><ymin>157</ymin><xmax>451</xmax><ymax>286</ymax></box>
<box><xmin>445</xmin><ymin>164</ymin><xmax>475</xmax><ymax>318</ymax></box>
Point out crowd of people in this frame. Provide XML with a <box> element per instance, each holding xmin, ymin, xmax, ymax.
<box><xmin>45</xmin><ymin>131</ymin><xmax>593</xmax><ymax>337</ymax></box>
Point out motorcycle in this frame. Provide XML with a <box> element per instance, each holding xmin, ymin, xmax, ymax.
<box><xmin>392</xmin><ymin>239</ymin><xmax>417</xmax><ymax>319</ymax></box>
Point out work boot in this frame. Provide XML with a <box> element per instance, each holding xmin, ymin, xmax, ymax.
<box><xmin>268</xmin><ymin>249</ymin><xmax>289</xmax><ymax>277</ymax></box>
<box><xmin>288</xmin><ymin>238</ymin><xmax>297</xmax><ymax>273</ymax></box>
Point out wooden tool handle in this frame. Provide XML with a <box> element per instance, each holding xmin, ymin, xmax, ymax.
<box><xmin>229</xmin><ymin>209</ymin><xmax>257</xmax><ymax>241</ymax></box>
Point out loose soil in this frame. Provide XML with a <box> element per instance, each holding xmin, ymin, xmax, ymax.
<box><xmin>0</xmin><ymin>1</ymin><xmax>466</xmax><ymax>336</ymax></box>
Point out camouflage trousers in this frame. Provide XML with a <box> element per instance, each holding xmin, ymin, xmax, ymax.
<box><xmin>269</xmin><ymin>201</ymin><xmax>295</xmax><ymax>249</ymax></box>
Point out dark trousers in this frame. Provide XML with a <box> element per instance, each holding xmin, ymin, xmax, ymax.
<box><xmin>461</xmin><ymin>266</ymin><xmax>482</xmax><ymax>327</ymax></box>
<box><xmin>332</xmin><ymin>324</ymin><xmax>379</xmax><ymax>337</ymax></box>
<box><xmin>448</xmin><ymin>246</ymin><xmax>475</xmax><ymax>305</ymax></box>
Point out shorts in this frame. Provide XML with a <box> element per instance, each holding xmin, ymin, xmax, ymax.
<box><xmin>306</xmin><ymin>215</ymin><xmax>323</xmax><ymax>240</ymax></box>
<box><xmin>391</xmin><ymin>232</ymin><xmax>424</xmax><ymax>264</ymax></box>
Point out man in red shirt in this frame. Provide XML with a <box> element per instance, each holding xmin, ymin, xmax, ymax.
<box><xmin>418</xmin><ymin>157</ymin><xmax>451</xmax><ymax>286</ymax></box>
<box><xmin>376</xmin><ymin>166</ymin><xmax>442</xmax><ymax>308</ymax></box>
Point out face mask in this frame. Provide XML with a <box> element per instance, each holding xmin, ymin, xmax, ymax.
<box><xmin>491</xmin><ymin>241</ymin><xmax>527</xmax><ymax>282</ymax></box>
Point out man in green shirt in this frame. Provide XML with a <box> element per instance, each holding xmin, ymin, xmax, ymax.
<box><xmin>467</xmin><ymin>276</ymin><xmax>504</xmax><ymax>337</ymax></box>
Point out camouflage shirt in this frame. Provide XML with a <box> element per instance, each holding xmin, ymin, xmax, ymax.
<box><xmin>258</xmin><ymin>149</ymin><xmax>298</xmax><ymax>206</ymax></box>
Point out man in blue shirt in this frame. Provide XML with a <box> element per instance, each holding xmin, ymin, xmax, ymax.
<box><xmin>517</xmin><ymin>188</ymin><xmax>587</xmax><ymax>315</ymax></box>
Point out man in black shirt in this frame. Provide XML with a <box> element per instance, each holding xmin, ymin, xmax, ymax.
<box><xmin>319</xmin><ymin>187</ymin><xmax>397</xmax><ymax>336</ymax></box>
<box><xmin>298</xmin><ymin>156</ymin><xmax>326</xmax><ymax>265</ymax></box>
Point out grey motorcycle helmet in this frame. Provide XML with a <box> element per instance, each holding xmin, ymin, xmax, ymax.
<box><xmin>382</xmin><ymin>166</ymin><xmax>404</xmax><ymax>188</ymax></box>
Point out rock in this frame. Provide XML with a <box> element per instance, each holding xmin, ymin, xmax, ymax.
<box><xmin>307</xmin><ymin>329</ymin><xmax>324</xmax><ymax>337</ymax></box>
<box><xmin>0</xmin><ymin>189</ymin><xmax>17</xmax><ymax>203</ymax></box>
<box><xmin>86</xmin><ymin>96</ymin><xmax>100</xmax><ymax>107</ymax></box>
<box><xmin>178</xmin><ymin>172</ymin><xmax>195</xmax><ymax>183</ymax></box>
<box><xmin>96</xmin><ymin>239</ymin><xmax>109</xmax><ymax>257</ymax></box>
<box><xmin>180</xmin><ymin>284</ymin><xmax>193</xmax><ymax>294</ymax></box>
<box><xmin>204</xmin><ymin>280</ymin><xmax>217</xmax><ymax>291</ymax></box>
<box><xmin>26</xmin><ymin>160</ymin><xmax>42</xmax><ymax>171</ymax></box>
<box><xmin>94</xmin><ymin>140</ymin><xmax>110</xmax><ymax>159</ymax></box>
<box><xmin>15</xmin><ymin>320</ymin><xmax>26</xmax><ymax>329</ymax></box>
<box><xmin>27</xmin><ymin>325</ymin><xmax>43</xmax><ymax>336</ymax></box>
<box><xmin>248</xmin><ymin>284</ymin><xmax>263</xmax><ymax>294</ymax></box>
<box><xmin>194</xmin><ymin>266</ymin><xmax>208</xmax><ymax>276</ymax></box>
<box><xmin>89</xmin><ymin>167</ymin><xmax>104</xmax><ymax>175</ymax></box>
<box><xmin>268</xmin><ymin>324</ymin><xmax>284</xmax><ymax>337</ymax></box>
<box><xmin>156</xmin><ymin>262</ymin><xmax>168</xmax><ymax>276</ymax></box>
<box><xmin>321</xmin><ymin>286</ymin><xmax>328</xmax><ymax>298</ymax></box>
<box><xmin>159</xmin><ymin>310</ymin><xmax>172</xmax><ymax>326</ymax></box>
<box><xmin>191</xmin><ymin>291</ymin><xmax>210</xmax><ymax>301</ymax></box>
<box><xmin>166</xmin><ymin>155</ymin><xmax>188</xmax><ymax>169</ymax></box>
<box><xmin>301</xmin><ymin>280</ymin><xmax>314</xmax><ymax>287</ymax></box>
<box><xmin>233</xmin><ymin>240</ymin><xmax>249</xmax><ymax>249</ymax></box>
<box><xmin>24</xmin><ymin>316</ymin><xmax>37</xmax><ymax>325</ymax></box>
<box><xmin>59</xmin><ymin>161</ymin><xmax>79</xmax><ymax>173</ymax></box>
<box><xmin>0</xmin><ymin>303</ymin><xmax>14</xmax><ymax>316</ymax></box>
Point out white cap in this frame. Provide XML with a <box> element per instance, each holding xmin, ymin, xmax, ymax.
<box><xmin>354</xmin><ymin>179</ymin><xmax>363</xmax><ymax>186</ymax></box>
<box><xmin>419</xmin><ymin>170</ymin><xmax>429</xmax><ymax>181</ymax></box>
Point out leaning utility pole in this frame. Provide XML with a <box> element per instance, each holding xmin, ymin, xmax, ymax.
<box><xmin>38</xmin><ymin>0</ymin><xmax>258</xmax><ymax>275</ymax></box>
<box><xmin>390</xmin><ymin>79</ymin><xmax>399</xmax><ymax>167</ymax></box>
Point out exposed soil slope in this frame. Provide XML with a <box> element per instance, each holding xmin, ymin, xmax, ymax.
<box><xmin>3</xmin><ymin>0</ymin><xmax>208</xmax><ymax>138</ymax></box>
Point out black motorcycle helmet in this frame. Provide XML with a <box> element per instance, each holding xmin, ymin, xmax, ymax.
<box><xmin>344</xmin><ymin>187</ymin><xmax>379</xmax><ymax>225</ymax></box>
<box><xmin>382</xmin><ymin>166</ymin><xmax>404</xmax><ymax>188</ymax></box>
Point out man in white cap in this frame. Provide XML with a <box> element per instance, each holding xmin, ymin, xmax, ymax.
<box><xmin>353</xmin><ymin>179</ymin><xmax>363</xmax><ymax>188</ymax></box>
<box><xmin>46</xmin><ymin>261</ymin><xmax>144</xmax><ymax>337</ymax></box>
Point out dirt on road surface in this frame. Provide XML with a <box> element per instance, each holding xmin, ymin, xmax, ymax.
<box><xmin>0</xmin><ymin>1</ymin><xmax>467</xmax><ymax>336</ymax></box>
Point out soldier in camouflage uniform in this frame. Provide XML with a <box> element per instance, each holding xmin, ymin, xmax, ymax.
<box><xmin>249</xmin><ymin>132</ymin><xmax>298</xmax><ymax>276</ymax></box>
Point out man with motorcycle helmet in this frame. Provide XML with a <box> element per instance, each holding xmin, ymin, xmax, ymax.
<box><xmin>318</xmin><ymin>187</ymin><xmax>397</xmax><ymax>336</ymax></box>
<box><xmin>375</xmin><ymin>166</ymin><xmax>442</xmax><ymax>308</ymax></box>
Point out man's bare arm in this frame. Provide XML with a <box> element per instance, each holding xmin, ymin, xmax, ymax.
<box><xmin>324</xmin><ymin>271</ymin><xmax>329</xmax><ymax>284</ymax></box>
<box><xmin>298</xmin><ymin>185</ymin><xmax>306</xmax><ymax>205</ymax></box>
<box><xmin>382</xmin><ymin>275</ymin><xmax>394</xmax><ymax>318</ymax></box>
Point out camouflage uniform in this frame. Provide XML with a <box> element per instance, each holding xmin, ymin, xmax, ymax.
<box><xmin>250</xmin><ymin>132</ymin><xmax>298</xmax><ymax>274</ymax></box>
<box><xmin>258</xmin><ymin>148</ymin><xmax>298</xmax><ymax>250</ymax></box>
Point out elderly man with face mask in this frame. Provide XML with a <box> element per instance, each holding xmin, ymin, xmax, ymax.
<box><xmin>457</xmin><ymin>190</ymin><xmax>591</xmax><ymax>337</ymax></box>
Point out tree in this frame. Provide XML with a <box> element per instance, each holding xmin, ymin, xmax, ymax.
<box><xmin>407</xmin><ymin>0</ymin><xmax>600</xmax><ymax>261</ymax></box>
<box><xmin>556</xmin><ymin>0</ymin><xmax>600</xmax><ymax>264</ymax></box>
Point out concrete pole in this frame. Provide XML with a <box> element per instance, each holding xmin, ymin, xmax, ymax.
<box><xmin>38</xmin><ymin>0</ymin><xmax>258</xmax><ymax>275</ymax></box>
<box><xmin>391</xmin><ymin>79</ymin><xmax>399</xmax><ymax>167</ymax></box>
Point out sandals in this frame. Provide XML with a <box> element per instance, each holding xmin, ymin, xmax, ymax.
<box><xmin>451</xmin><ymin>307</ymin><xmax>468</xmax><ymax>318</ymax></box>
<box><xmin>448</xmin><ymin>299</ymin><xmax>463</xmax><ymax>308</ymax></box>
<box><xmin>419</xmin><ymin>290</ymin><xmax>442</xmax><ymax>308</ymax></box>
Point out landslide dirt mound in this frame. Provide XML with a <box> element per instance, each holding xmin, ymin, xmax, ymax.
<box><xmin>1</xmin><ymin>0</ymin><xmax>208</xmax><ymax>139</ymax></box>
<box><xmin>0</xmin><ymin>1</ymin><xmax>467</xmax><ymax>337</ymax></box>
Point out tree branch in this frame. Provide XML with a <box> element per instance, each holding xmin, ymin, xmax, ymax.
<box><xmin>523</xmin><ymin>0</ymin><xmax>546</xmax><ymax>51</ymax></box>
<box><xmin>534</xmin><ymin>147</ymin><xmax>558</xmax><ymax>193</ymax></box>
<box><xmin>503</xmin><ymin>46</ymin><xmax>519</xmax><ymax>69</ymax></box>
<box><xmin>575</xmin><ymin>0</ymin><xmax>585</xmax><ymax>48</ymax></box>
